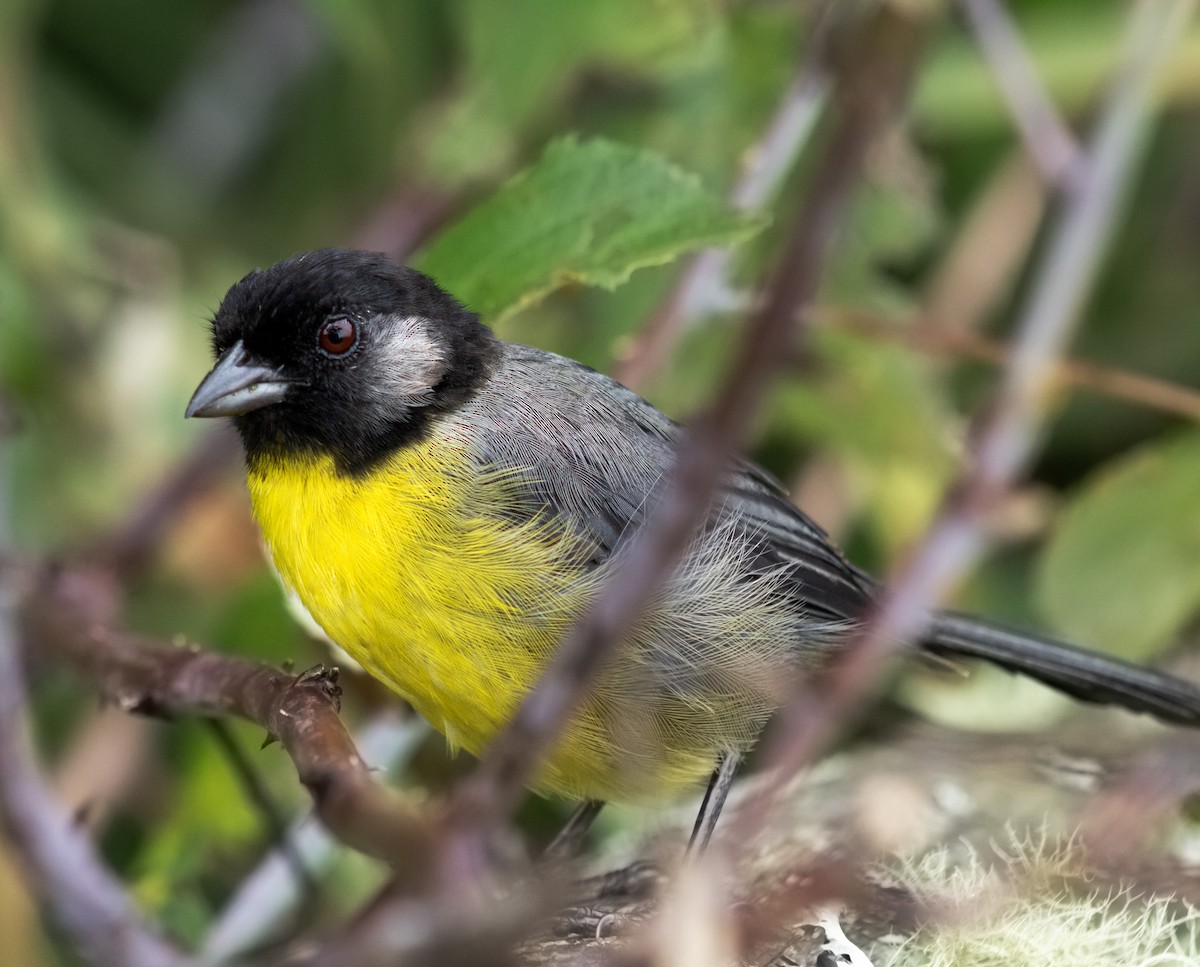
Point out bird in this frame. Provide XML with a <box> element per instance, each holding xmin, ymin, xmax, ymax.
<box><xmin>186</xmin><ymin>247</ymin><xmax>1200</xmax><ymax>851</ymax></box>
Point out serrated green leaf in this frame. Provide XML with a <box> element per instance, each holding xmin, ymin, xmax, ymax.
<box><xmin>418</xmin><ymin>136</ymin><xmax>766</xmax><ymax>323</ymax></box>
<box><xmin>1036</xmin><ymin>431</ymin><xmax>1200</xmax><ymax>660</ymax></box>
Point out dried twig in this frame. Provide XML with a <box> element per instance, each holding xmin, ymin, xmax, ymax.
<box><xmin>205</xmin><ymin>717</ymin><xmax>318</xmax><ymax>902</ymax></box>
<box><xmin>613</xmin><ymin>1</ymin><xmax>839</xmax><ymax>392</ymax></box>
<box><xmin>307</xmin><ymin>890</ymin><xmax>542</xmax><ymax>967</ymax></box>
<box><xmin>958</xmin><ymin>0</ymin><xmax>1086</xmax><ymax>190</ymax></box>
<box><xmin>351</xmin><ymin>182</ymin><xmax>461</xmax><ymax>264</ymax></box>
<box><xmin>442</xmin><ymin>1</ymin><xmax>934</xmax><ymax>875</ymax></box>
<box><xmin>734</xmin><ymin>0</ymin><xmax>1198</xmax><ymax>842</ymax></box>
<box><xmin>147</xmin><ymin>0</ymin><xmax>325</xmax><ymax>199</ymax></box>
<box><xmin>831</xmin><ymin>307</ymin><xmax>1200</xmax><ymax>422</ymax></box>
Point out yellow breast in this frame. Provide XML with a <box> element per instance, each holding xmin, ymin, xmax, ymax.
<box><xmin>248</xmin><ymin>440</ymin><xmax>638</xmax><ymax>796</ymax></box>
<box><xmin>246</xmin><ymin>438</ymin><xmax>728</xmax><ymax>802</ymax></box>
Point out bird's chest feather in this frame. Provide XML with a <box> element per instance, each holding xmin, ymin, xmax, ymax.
<box><xmin>245</xmin><ymin>442</ymin><xmax>591</xmax><ymax>752</ymax></box>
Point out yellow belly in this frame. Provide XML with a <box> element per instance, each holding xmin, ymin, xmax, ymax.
<box><xmin>246</xmin><ymin>442</ymin><xmax>715</xmax><ymax>800</ymax></box>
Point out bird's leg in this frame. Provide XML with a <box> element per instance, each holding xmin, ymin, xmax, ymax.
<box><xmin>543</xmin><ymin>798</ymin><xmax>606</xmax><ymax>860</ymax></box>
<box><xmin>687</xmin><ymin>752</ymin><xmax>740</xmax><ymax>855</ymax></box>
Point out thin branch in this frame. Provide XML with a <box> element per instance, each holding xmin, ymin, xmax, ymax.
<box><xmin>613</xmin><ymin>1</ymin><xmax>839</xmax><ymax>391</ymax></box>
<box><xmin>958</xmin><ymin>0</ymin><xmax>1087</xmax><ymax>190</ymax></box>
<box><xmin>831</xmin><ymin>307</ymin><xmax>1200</xmax><ymax>422</ymax></box>
<box><xmin>17</xmin><ymin>565</ymin><xmax>435</xmax><ymax>883</ymax></box>
<box><xmin>0</xmin><ymin>577</ymin><xmax>188</xmax><ymax>960</ymax></box>
<box><xmin>306</xmin><ymin>890</ymin><xmax>545</xmax><ymax>967</ymax></box>
<box><xmin>441</xmin><ymin>1</ymin><xmax>934</xmax><ymax>877</ymax></box>
<box><xmin>733</xmin><ymin>0</ymin><xmax>1197</xmax><ymax>842</ymax></box>
<box><xmin>977</xmin><ymin>0</ymin><xmax>1193</xmax><ymax>481</ymax></box>
<box><xmin>147</xmin><ymin>0</ymin><xmax>325</xmax><ymax>200</ymax></box>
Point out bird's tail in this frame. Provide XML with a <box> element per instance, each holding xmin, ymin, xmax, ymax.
<box><xmin>925</xmin><ymin>611</ymin><xmax>1200</xmax><ymax>727</ymax></box>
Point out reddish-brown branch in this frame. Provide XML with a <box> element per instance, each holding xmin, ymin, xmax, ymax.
<box><xmin>831</xmin><ymin>308</ymin><xmax>1200</xmax><ymax>421</ymax></box>
<box><xmin>17</xmin><ymin>565</ymin><xmax>435</xmax><ymax>885</ymax></box>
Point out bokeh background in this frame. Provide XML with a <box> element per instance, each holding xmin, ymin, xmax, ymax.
<box><xmin>3</xmin><ymin>1</ymin><xmax>1200</xmax><ymax>962</ymax></box>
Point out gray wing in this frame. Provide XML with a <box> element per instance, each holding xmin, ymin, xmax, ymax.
<box><xmin>442</xmin><ymin>345</ymin><xmax>1200</xmax><ymax>748</ymax></box>
<box><xmin>449</xmin><ymin>343</ymin><xmax>876</xmax><ymax>622</ymax></box>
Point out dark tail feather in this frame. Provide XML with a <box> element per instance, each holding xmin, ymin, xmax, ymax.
<box><xmin>925</xmin><ymin>611</ymin><xmax>1200</xmax><ymax>727</ymax></box>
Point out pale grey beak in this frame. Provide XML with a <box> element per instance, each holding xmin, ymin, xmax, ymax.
<box><xmin>186</xmin><ymin>340</ymin><xmax>293</xmax><ymax>418</ymax></box>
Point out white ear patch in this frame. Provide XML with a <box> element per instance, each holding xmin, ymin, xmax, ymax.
<box><xmin>370</xmin><ymin>313</ymin><xmax>446</xmax><ymax>406</ymax></box>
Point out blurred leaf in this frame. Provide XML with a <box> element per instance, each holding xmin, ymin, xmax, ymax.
<box><xmin>419</xmin><ymin>136</ymin><xmax>765</xmax><ymax>322</ymax></box>
<box><xmin>1037</xmin><ymin>431</ymin><xmax>1200</xmax><ymax>660</ymax></box>
<box><xmin>771</xmin><ymin>327</ymin><xmax>959</xmax><ymax>555</ymax></box>
<box><xmin>133</xmin><ymin>719</ymin><xmax>301</xmax><ymax>939</ymax></box>
<box><xmin>423</xmin><ymin>0</ymin><xmax>720</xmax><ymax>183</ymax></box>
<box><xmin>826</xmin><ymin>149</ymin><xmax>942</xmax><ymax>314</ymax></box>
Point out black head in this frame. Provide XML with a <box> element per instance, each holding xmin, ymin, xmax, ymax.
<box><xmin>186</xmin><ymin>249</ymin><xmax>498</xmax><ymax>474</ymax></box>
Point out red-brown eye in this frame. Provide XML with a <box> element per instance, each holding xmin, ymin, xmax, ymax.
<box><xmin>318</xmin><ymin>317</ymin><xmax>356</xmax><ymax>356</ymax></box>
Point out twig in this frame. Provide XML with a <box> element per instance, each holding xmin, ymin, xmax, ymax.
<box><xmin>958</xmin><ymin>0</ymin><xmax>1087</xmax><ymax>190</ymax></box>
<box><xmin>734</xmin><ymin>0</ymin><xmax>1197</xmax><ymax>842</ymax></box>
<box><xmin>306</xmin><ymin>889</ymin><xmax>544</xmax><ymax>967</ymax></box>
<box><xmin>613</xmin><ymin>1</ymin><xmax>839</xmax><ymax>391</ymax></box>
<box><xmin>830</xmin><ymin>308</ymin><xmax>1200</xmax><ymax>422</ymax></box>
<box><xmin>18</xmin><ymin>565</ymin><xmax>435</xmax><ymax>883</ymax></box>
<box><xmin>442</xmin><ymin>1</ymin><xmax>933</xmax><ymax>877</ymax></box>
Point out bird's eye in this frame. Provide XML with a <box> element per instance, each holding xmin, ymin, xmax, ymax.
<box><xmin>318</xmin><ymin>317</ymin><xmax>357</xmax><ymax>357</ymax></box>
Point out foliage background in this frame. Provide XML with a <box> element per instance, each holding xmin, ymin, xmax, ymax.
<box><xmin>2</xmin><ymin>0</ymin><xmax>1200</xmax><ymax>962</ymax></box>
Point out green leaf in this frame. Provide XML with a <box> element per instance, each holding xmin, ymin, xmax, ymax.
<box><xmin>1036</xmin><ymin>431</ymin><xmax>1200</xmax><ymax>660</ymax></box>
<box><xmin>418</xmin><ymin>136</ymin><xmax>765</xmax><ymax>323</ymax></box>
